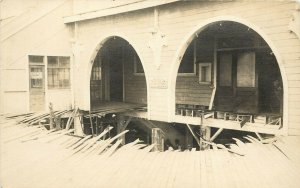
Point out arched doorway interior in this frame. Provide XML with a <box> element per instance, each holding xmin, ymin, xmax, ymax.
<box><xmin>90</xmin><ymin>37</ymin><xmax>147</xmax><ymax>110</ymax></box>
<box><xmin>175</xmin><ymin>21</ymin><xmax>283</xmax><ymax>133</ymax></box>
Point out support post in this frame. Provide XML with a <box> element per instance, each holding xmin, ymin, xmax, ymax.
<box><xmin>185</xmin><ymin>126</ymin><xmax>194</xmax><ymax>149</ymax></box>
<box><xmin>89</xmin><ymin>112</ymin><xmax>94</xmax><ymax>137</ymax></box>
<box><xmin>74</xmin><ymin>116</ymin><xmax>84</xmax><ymax>136</ymax></box>
<box><xmin>152</xmin><ymin>128</ymin><xmax>164</xmax><ymax>152</ymax></box>
<box><xmin>49</xmin><ymin>103</ymin><xmax>54</xmax><ymax>130</ymax></box>
<box><xmin>200</xmin><ymin>126</ymin><xmax>211</xmax><ymax>150</ymax></box>
<box><xmin>55</xmin><ymin>115</ymin><xmax>62</xmax><ymax>130</ymax></box>
<box><xmin>73</xmin><ymin>109</ymin><xmax>84</xmax><ymax>136</ymax></box>
<box><xmin>117</xmin><ymin>115</ymin><xmax>132</xmax><ymax>145</ymax></box>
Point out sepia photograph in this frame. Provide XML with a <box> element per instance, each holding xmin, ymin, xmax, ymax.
<box><xmin>0</xmin><ymin>0</ymin><xmax>300</xmax><ymax>187</ymax></box>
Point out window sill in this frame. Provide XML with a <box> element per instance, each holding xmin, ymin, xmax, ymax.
<box><xmin>47</xmin><ymin>88</ymin><xmax>71</xmax><ymax>91</ymax></box>
<box><xmin>133</xmin><ymin>73</ymin><xmax>145</xmax><ymax>76</ymax></box>
<box><xmin>177</xmin><ymin>73</ymin><xmax>197</xmax><ymax>77</ymax></box>
<box><xmin>199</xmin><ymin>81</ymin><xmax>211</xmax><ymax>85</ymax></box>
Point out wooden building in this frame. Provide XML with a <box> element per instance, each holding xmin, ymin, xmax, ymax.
<box><xmin>1</xmin><ymin>0</ymin><xmax>300</xmax><ymax>149</ymax></box>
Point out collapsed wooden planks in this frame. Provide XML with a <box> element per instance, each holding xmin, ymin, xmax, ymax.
<box><xmin>1</xmin><ymin>116</ymin><xmax>300</xmax><ymax>188</ymax></box>
<box><xmin>16</xmin><ymin>110</ymin><xmax>70</xmax><ymax>126</ymax></box>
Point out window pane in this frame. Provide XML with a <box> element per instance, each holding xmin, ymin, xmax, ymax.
<box><xmin>91</xmin><ymin>60</ymin><xmax>101</xmax><ymax>80</ymax></box>
<box><xmin>47</xmin><ymin>56</ymin><xmax>70</xmax><ymax>89</ymax></box>
<box><xmin>48</xmin><ymin>69</ymin><xmax>53</xmax><ymax>88</ymax></box>
<box><xmin>199</xmin><ymin>63</ymin><xmax>211</xmax><ymax>83</ymax></box>
<box><xmin>29</xmin><ymin>56</ymin><xmax>44</xmax><ymax>64</ymax></box>
<box><xmin>59</xmin><ymin>57</ymin><xmax>70</xmax><ymax>68</ymax></box>
<box><xmin>30</xmin><ymin>67</ymin><xmax>43</xmax><ymax>88</ymax></box>
<box><xmin>201</xmin><ymin>67</ymin><xmax>207</xmax><ymax>82</ymax></box>
<box><xmin>48</xmin><ymin>56</ymin><xmax>58</xmax><ymax>67</ymax></box>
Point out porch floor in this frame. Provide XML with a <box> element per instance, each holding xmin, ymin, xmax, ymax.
<box><xmin>90</xmin><ymin>101</ymin><xmax>146</xmax><ymax>115</ymax></box>
<box><xmin>1</xmin><ymin>115</ymin><xmax>300</xmax><ymax>188</ymax></box>
<box><xmin>174</xmin><ymin>108</ymin><xmax>283</xmax><ymax>135</ymax></box>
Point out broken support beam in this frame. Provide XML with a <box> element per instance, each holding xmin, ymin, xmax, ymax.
<box><xmin>186</xmin><ymin>124</ymin><xmax>201</xmax><ymax>147</ymax></box>
<box><xmin>255</xmin><ymin>132</ymin><xmax>263</xmax><ymax>141</ymax></box>
<box><xmin>209</xmin><ymin>128</ymin><xmax>224</xmax><ymax>142</ymax></box>
<box><xmin>49</xmin><ymin>103</ymin><xmax>55</xmax><ymax>130</ymax></box>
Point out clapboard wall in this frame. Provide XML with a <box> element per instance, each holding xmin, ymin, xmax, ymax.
<box><xmin>123</xmin><ymin>50</ymin><xmax>147</xmax><ymax>105</ymax></box>
<box><xmin>0</xmin><ymin>0</ymin><xmax>73</xmax><ymax>113</ymax></box>
<box><xmin>73</xmin><ymin>1</ymin><xmax>300</xmax><ymax>135</ymax></box>
<box><xmin>175</xmin><ymin>35</ymin><xmax>215</xmax><ymax>106</ymax></box>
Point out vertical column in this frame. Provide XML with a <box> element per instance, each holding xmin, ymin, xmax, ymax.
<box><xmin>152</xmin><ymin>128</ymin><xmax>164</xmax><ymax>151</ymax></box>
<box><xmin>200</xmin><ymin>126</ymin><xmax>211</xmax><ymax>150</ymax></box>
<box><xmin>185</xmin><ymin>126</ymin><xmax>194</xmax><ymax>149</ymax></box>
<box><xmin>117</xmin><ymin>115</ymin><xmax>126</xmax><ymax>145</ymax></box>
<box><xmin>74</xmin><ymin>115</ymin><xmax>84</xmax><ymax>136</ymax></box>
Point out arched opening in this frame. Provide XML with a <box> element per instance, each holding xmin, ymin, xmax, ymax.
<box><xmin>175</xmin><ymin>21</ymin><xmax>283</xmax><ymax>135</ymax></box>
<box><xmin>90</xmin><ymin>36</ymin><xmax>147</xmax><ymax>111</ymax></box>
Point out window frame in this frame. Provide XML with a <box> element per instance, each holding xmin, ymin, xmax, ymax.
<box><xmin>47</xmin><ymin>56</ymin><xmax>71</xmax><ymax>90</ymax></box>
<box><xmin>198</xmin><ymin>62</ymin><xmax>212</xmax><ymax>84</ymax></box>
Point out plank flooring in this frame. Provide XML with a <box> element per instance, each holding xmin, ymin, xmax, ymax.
<box><xmin>1</xmin><ymin>116</ymin><xmax>300</xmax><ymax>188</ymax></box>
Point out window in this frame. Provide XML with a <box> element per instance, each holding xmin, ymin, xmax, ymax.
<box><xmin>178</xmin><ymin>40</ymin><xmax>196</xmax><ymax>75</ymax></box>
<box><xmin>30</xmin><ymin>67</ymin><xmax>44</xmax><ymax>88</ymax></box>
<box><xmin>199</xmin><ymin>63</ymin><xmax>211</xmax><ymax>84</ymax></box>
<box><xmin>133</xmin><ymin>51</ymin><xmax>144</xmax><ymax>75</ymax></box>
<box><xmin>91</xmin><ymin>58</ymin><xmax>101</xmax><ymax>81</ymax></box>
<box><xmin>29</xmin><ymin>56</ymin><xmax>44</xmax><ymax>64</ymax></box>
<box><xmin>47</xmin><ymin>56</ymin><xmax>70</xmax><ymax>89</ymax></box>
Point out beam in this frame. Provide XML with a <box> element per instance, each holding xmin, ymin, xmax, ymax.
<box><xmin>209</xmin><ymin>128</ymin><xmax>223</xmax><ymax>142</ymax></box>
<box><xmin>255</xmin><ymin>132</ymin><xmax>263</xmax><ymax>141</ymax></box>
<box><xmin>186</xmin><ymin>124</ymin><xmax>201</xmax><ymax>147</ymax></box>
<box><xmin>117</xmin><ymin>116</ymin><xmax>133</xmax><ymax>145</ymax></box>
<box><xmin>173</xmin><ymin>115</ymin><xmax>283</xmax><ymax>135</ymax></box>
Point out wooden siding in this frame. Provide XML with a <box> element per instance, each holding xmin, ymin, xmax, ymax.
<box><xmin>175</xmin><ymin>35</ymin><xmax>214</xmax><ymax>106</ymax></box>
<box><xmin>0</xmin><ymin>0</ymin><xmax>73</xmax><ymax>113</ymax></box>
<box><xmin>123</xmin><ymin>49</ymin><xmax>147</xmax><ymax>105</ymax></box>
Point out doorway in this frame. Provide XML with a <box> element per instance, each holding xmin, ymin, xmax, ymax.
<box><xmin>29</xmin><ymin>56</ymin><xmax>45</xmax><ymax>111</ymax></box>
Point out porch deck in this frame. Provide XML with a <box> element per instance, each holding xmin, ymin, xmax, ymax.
<box><xmin>1</xmin><ymin>116</ymin><xmax>300</xmax><ymax>188</ymax></box>
<box><xmin>174</xmin><ymin>107</ymin><xmax>283</xmax><ymax>135</ymax></box>
<box><xmin>90</xmin><ymin>101</ymin><xmax>147</xmax><ymax>115</ymax></box>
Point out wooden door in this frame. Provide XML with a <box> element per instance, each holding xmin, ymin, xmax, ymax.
<box><xmin>216</xmin><ymin>52</ymin><xmax>235</xmax><ymax>111</ymax></box>
<box><xmin>29</xmin><ymin>65</ymin><xmax>45</xmax><ymax>111</ymax></box>
<box><xmin>216</xmin><ymin>51</ymin><xmax>258</xmax><ymax>113</ymax></box>
<box><xmin>235</xmin><ymin>52</ymin><xmax>258</xmax><ymax>114</ymax></box>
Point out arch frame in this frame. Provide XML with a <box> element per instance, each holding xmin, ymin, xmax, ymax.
<box><xmin>168</xmin><ymin>16</ymin><xmax>289</xmax><ymax>135</ymax></box>
<box><xmin>83</xmin><ymin>32</ymin><xmax>150</xmax><ymax>118</ymax></box>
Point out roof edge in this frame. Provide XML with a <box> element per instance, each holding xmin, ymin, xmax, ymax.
<box><xmin>63</xmin><ymin>0</ymin><xmax>181</xmax><ymax>23</ymax></box>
